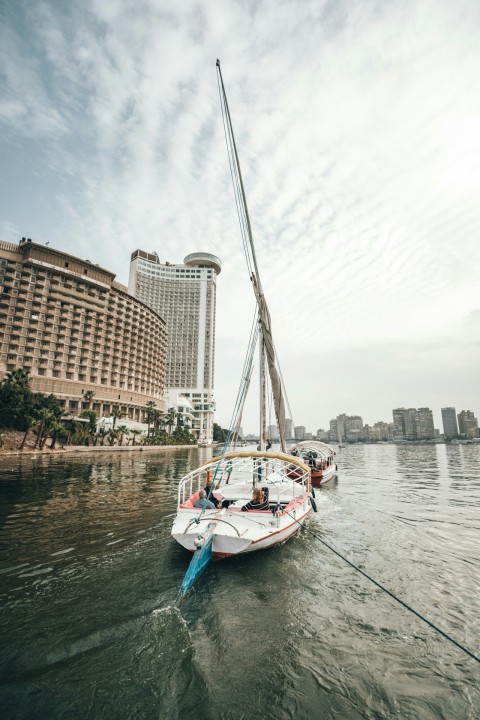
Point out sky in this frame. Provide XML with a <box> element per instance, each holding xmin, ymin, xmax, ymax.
<box><xmin>1</xmin><ymin>0</ymin><xmax>479</xmax><ymax>435</ymax></box>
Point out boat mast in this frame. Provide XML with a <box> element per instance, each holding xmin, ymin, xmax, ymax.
<box><xmin>216</xmin><ymin>59</ymin><xmax>287</xmax><ymax>453</ymax></box>
<box><xmin>259</xmin><ymin>327</ymin><xmax>267</xmax><ymax>451</ymax></box>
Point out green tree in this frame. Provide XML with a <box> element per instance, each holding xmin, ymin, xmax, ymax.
<box><xmin>80</xmin><ymin>410</ymin><xmax>97</xmax><ymax>434</ymax></box>
<box><xmin>165</xmin><ymin>407</ymin><xmax>177</xmax><ymax>435</ymax></box>
<box><xmin>0</xmin><ymin>368</ymin><xmax>33</xmax><ymax>429</ymax></box>
<box><xmin>111</xmin><ymin>407</ymin><xmax>122</xmax><ymax>430</ymax></box>
<box><xmin>96</xmin><ymin>426</ymin><xmax>107</xmax><ymax>446</ymax></box>
<box><xmin>83</xmin><ymin>390</ymin><xmax>95</xmax><ymax>409</ymax></box>
<box><xmin>63</xmin><ymin>418</ymin><xmax>78</xmax><ymax>447</ymax></box>
<box><xmin>145</xmin><ymin>401</ymin><xmax>156</xmax><ymax>437</ymax></box>
<box><xmin>117</xmin><ymin>425</ymin><xmax>130</xmax><ymax>446</ymax></box>
<box><xmin>19</xmin><ymin>416</ymin><xmax>36</xmax><ymax>450</ymax></box>
<box><xmin>48</xmin><ymin>421</ymin><xmax>66</xmax><ymax>449</ymax></box>
<box><xmin>131</xmin><ymin>429</ymin><xmax>142</xmax><ymax>446</ymax></box>
<box><xmin>36</xmin><ymin>408</ymin><xmax>55</xmax><ymax>450</ymax></box>
<box><xmin>213</xmin><ymin>423</ymin><xmax>229</xmax><ymax>443</ymax></box>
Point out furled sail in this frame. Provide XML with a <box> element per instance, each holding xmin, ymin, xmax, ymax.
<box><xmin>216</xmin><ymin>58</ymin><xmax>287</xmax><ymax>452</ymax></box>
<box><xmin>251</xmin><ymin>276</ymin><xmax>286</xmax><ymax>451</ymax></box>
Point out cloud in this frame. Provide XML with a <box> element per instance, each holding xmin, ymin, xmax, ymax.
<box><xmin>1</xmin><ymin>0</ymin><xmax>480</xmax><ymax>432</ymax></box>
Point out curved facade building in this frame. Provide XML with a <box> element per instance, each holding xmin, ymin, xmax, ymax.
<box><xmin>0</xmin><ymin>239</ymin><xmax>167</xmax><ymax>420</ymax></box>
<box><xmin>128</xmin><ymin>249</ymin><xmax>221</xmax><ymax>443</ymax></box>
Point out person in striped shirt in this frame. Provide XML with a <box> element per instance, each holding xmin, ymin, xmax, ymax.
<box><xmin>241</xmin><ymin>486</ymin><xmax>269</xmax><ymax>511</ymax></box>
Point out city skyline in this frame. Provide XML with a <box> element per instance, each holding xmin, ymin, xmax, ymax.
<box><xmin>242</xmin><ymin>405</ymin><xmax>479</xmax><ymax>440</ymax></box>
<box><xmin>1</xmin><ymin>1</ymin><xmax>479</xmax><ymax>433</ymax></box>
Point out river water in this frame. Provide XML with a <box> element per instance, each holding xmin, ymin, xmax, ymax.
<box><xmin>0</xmin><ymin>444</ymin><xmax>479</xmax><ymax>719</ymax></box>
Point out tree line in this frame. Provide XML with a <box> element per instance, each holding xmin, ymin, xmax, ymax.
<box><xmin>0</xmin><ymin>369</ymin><xmax>198</xmax><ymax>450</ymax></box>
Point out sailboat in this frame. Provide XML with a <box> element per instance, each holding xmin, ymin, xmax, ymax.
<box><xmin>171</xmin><ymin>61</ymin><xmax>314</xmax><ymax>592</ymax></box>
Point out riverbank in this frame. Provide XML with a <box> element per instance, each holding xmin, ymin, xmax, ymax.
<box><xmin>0</xmin><ymin>444</ymin><xmax>197</xmax><ymax>457</ymax></box>
<box><xmin>0</xmin><ymin>428</ymin><xmax>205</xmax><ymax>457</ymax></box>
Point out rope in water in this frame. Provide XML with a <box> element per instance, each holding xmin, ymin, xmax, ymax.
<box><xmin>287</xmin><ymin>510</ymin><xmax>480</xmax><ymax>663</ymax></box>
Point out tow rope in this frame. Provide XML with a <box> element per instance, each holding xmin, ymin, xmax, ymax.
<box><xmin>286</xmin><ymin>511</ymin><xmax>480</xmax><ymax>664</ymax></box>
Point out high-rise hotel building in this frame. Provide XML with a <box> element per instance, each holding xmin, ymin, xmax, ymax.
<box><xmin>128</xmin><ymin>250</ymin><xmax>221</xmax><ymax>443</ymax></box>
<box><xmin>0</xmin><ymin>238</ymin><xmax>167</xmax><ymax>419</ymax></box>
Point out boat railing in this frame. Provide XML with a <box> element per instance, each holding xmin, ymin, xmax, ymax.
<box><xmin>176</xmin><ymin>451</ymin><xmax>311</xmax><ymax>508</ymax></box>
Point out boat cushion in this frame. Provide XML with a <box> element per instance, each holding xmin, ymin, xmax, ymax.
<box><xmin>180</xmin><ymin>492</ymin><xmax>222</xmax><ymax>509</ymax></box>
<box><xmin>181</xmin><ymin>491</ymin><xmax>201</xmax><ymax>509</ymax></box>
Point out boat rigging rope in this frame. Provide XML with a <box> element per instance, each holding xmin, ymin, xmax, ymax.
<box><xmin>195</xmin><ymin>310</ymin><xmax>259</xmax><ymax>524</ymax></box>
<box><xmin>216</xmin><ymin>60</ymin><xmax>261</xmax><ymax>291</ymax></box>
<box><xmin>286</xmin><ymin>511</ymin><xmax>480</xmax><ymax>664</ymax></box>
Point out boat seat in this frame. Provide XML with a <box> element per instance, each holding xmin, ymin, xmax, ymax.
<box><xmin>180</xmin><ymin>491</ymin><xmax>223</xmax><ymax>509</ymax></box>
<box><xmin>181</xmin><ymin>491</ymin><xmax>201</xmax><ymax>509</ymax></box>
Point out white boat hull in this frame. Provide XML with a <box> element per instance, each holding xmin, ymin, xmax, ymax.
<box><xmin>171</xmin><ymin>451</ymin><xmax>313</xmax><ymax>559</ymax></box>
<box><xmin>172</xmin><ymin>504</ymin><xmax>311</xmax><ymax>558</ymax></box>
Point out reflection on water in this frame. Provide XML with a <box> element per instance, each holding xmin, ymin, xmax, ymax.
<box><xmin>0</xmin><ymin>445</ymin><xmax>479</xmax><ymax>719</ymax></box>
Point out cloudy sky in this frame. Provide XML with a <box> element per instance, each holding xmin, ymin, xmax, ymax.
<box><xmin>1</xmin><ymin>0</ymin><xmax>479</xmax><ymax>434</ymax></box>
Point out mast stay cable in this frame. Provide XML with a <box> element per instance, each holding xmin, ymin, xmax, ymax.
<box><xmin>216</xmin><ymin>59</ymin><xmax>290</xmax><ymax>451</ymax></box>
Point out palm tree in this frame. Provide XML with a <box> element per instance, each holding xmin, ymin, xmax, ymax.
<box><xmin>63</xmin><ymin>418</ymin><xmax>77</xmax><ymax>447</ymax></box>
<box><xmin>83</xmin><ymin>390</ymin><xmax>95</xmax><ymax>409</ymax></box>
<box><xmin>111</xmin><ymin>407</ymin><xmax>122</xmax><ymax>430</ymax></box>
<box><xmin>33</xmin><ymin>408</ymin><xmax>53</xmax><ymax>450</ymax></box>
<box><xmin>153</xmin><ymin>409</ymin><xmax>162</xmax><ymax>434</ymax></box>
<box><xmin>117</xmin><ymin>425</ymin><xmax>130</xmax><ymax>446</ymax></box>
<box><xmin>97</xmin><ymin>427</ymin><xmax>107</xmax><ymax>446</ymax></box>
<box><xmin>49</xmin><ymin>421</ymin><xmax>66</xmax><ymax>449</ymax></box>
<box><xmin>145</xmin><ymin>401</ymin><xmax>156</xmax><ymax>437</ymax></box>
<box><xmin>37</xmin><ymin>409</ymin><xmax>55</xmax><ymax>450</ymax></box>
<box><xmin>20</xmin><ymin>416</ymin><xmax>36</xmax><ymax>450</ymax></box>
<box><xmin>131</xmin><ymin>429</ymin><xmax>142</xmax><ymax>446</ymax></box>
<box><xmin>165</xmin><ymin>407</ymin><xmax>177</xmax><ymax>436</ymax></box>
<box><xmin>0</xmin><ymin>367</ymin><xmax>32</xmax><ymax>429</ymax></box>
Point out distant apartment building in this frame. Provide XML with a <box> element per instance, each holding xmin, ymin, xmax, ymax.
<box><xmin>329</xmin><ymin>418</ymin><xmax>338</xmax><ymax>442</ymax></box>
<box><xmin>457</xmin><ymin>410</ymin><xmax>479</xmax><ymax>439</ymax></box>
<box><xmin>441</xmin><ymin>407</ymin><xmax>458</xmax><ymax>439</ymax></box>
<box><xmin>415</xmin><ymin>407</ymin><xmax>435</xmax><ymax>440</ymax></box>
<box><xmin>330</xmin><ymin>413</ymin><xmax>364</xmax><ymax>442</ymax></box>
<box><xmin>295</xmin><ymin>425</ymin><xmax>306</xmax><ymax>440</ymax></box>
<box><xmin>365</xmin><ymin>421</ymin><xmax>394</xmax><ymax>442</ymax></box>
<box><xmin>336</xmin><ymin>414</ymin><xmax>347</xmax><ymax>442</ymax></box>
<box><xmin>345</xmin><ymin>415</ymin><xmax>364</xmax><ymax>442</ymax></box>
<box><xmin>392</xmin><ymin>408</ymin><xmax>417</xmax><ymax>441</ymax></box>
<box><xmin>0</xmin><ymin>239</ymin><xmax>167</xmax><ymax>419</ymax></box>
<box><xmin>284</xmin><ymin>418</ymin><xmax>293</xmax><ymax>439</ymax></box>
<box><xmin>267</xmin><ymin>424</ymin><xmax>280</xmax><ymax>440</ymax></box>
<box><xmin>128</xmin><ymin>249</ymin><xmax>221</xmax><ymax>443</ymax></box>
<box><xmin>393</xmin><ymin>407</ymin><xmax>435</xmax><ymax>441</ymax></box>
<box><xmin>316</xmin><ymin>428</ymin><xmax>326</xmax><ymax>440</ymax></box>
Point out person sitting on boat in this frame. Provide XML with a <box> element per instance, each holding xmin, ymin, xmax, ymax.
<box><xmin>204</xmin><ymin>481</ymin><xmax>232</xmax><ymax>509</ymax></box>
<box><xmin>194</xmin><ymin>489</ymin><xmax>216</xmax><ymax>510</ymax></box>
<box><xmin>241</xmin><ymin>486</ymin><xmax>269</xmax><ymax>511</ymax></box>
<box><xmin>204</xmin><ymin>480</ymin><xmax>219</xmax><ymax>506</ymax></box>
<box><xmin>306</xmin><ymin>451</ymin><xmax>317</xmax><ymax>468</ymax></box>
